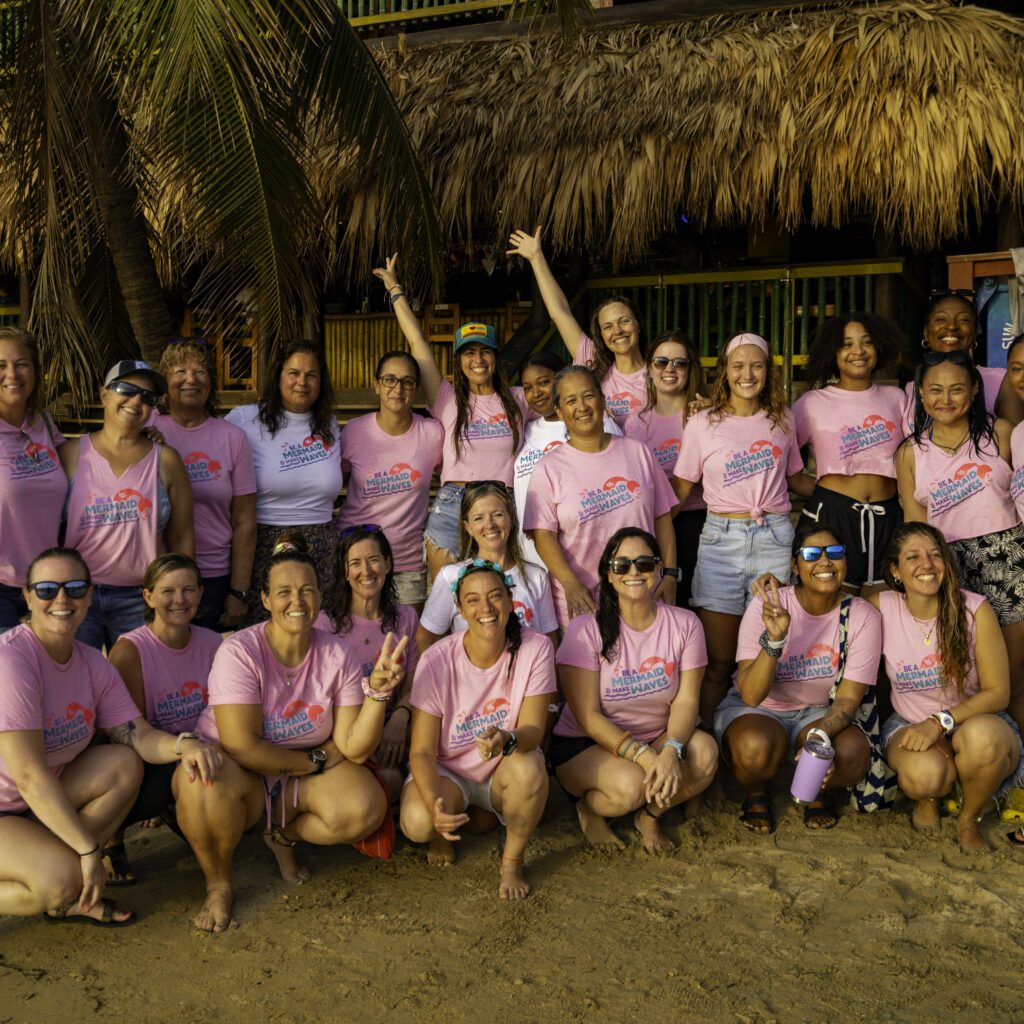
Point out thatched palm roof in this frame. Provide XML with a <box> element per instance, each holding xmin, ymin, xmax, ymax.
<box><xmin>324</xmin><ymin>0</ymin><xmax>1024</xmax><ymax>266</ymax></box>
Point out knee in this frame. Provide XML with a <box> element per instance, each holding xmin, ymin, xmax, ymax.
<box><xmin>833</xmin><ymin>734</ymin><xmax>870</xmax><ymax>783</ymax></box>
<box><xmin>605</xmin><ymin>767</ymin><xmax>646</xmax><ymax>810</ymax></box>
<box><xmin>399</xmin><ymin>789</ymin><xmax>435</xmax><ymax>844</ymax></box>
<box><xmin>36</xmin><ymin>864</ymin><xmax>82</xmax><ymax>913</ymax></box>
<box><xmin>897</xmin><ymin>759</ymin><xmax>955</xmax><ymax>799</ymax></box>
<box><xmin>324</xmin><ymin>781</ymin><xmax>386</xmax><ymax>838</ymax></box>
<box><xmin>704</xmin><ymin>659</ymin><xmax>733</xmax><ymax>685</ymax></box>
<box><xmin>501</xmin><ymin>752</ymin><xmax>548</xmax><ymax>801</ymax></box>
<box><xmin>955</xmin><ymin>719</ymin><xmax>1014</xmax><ymax>769</ymax></box>
<box><xmin>687</xmin><ymin>732</ymin><xmax>719</xmax><ymax>783</ymax></box>
<box><xmin>107</xmin><ymin>745</ymin><xmax>145</xmax><ymax>795</ymax></box>
<box><xmin>728</xmin><ymin>729</ymin><xmax>782</xmax><ymax>779</ymax></box>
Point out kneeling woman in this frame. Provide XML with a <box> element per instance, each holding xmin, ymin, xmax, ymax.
<box><xmin>715</xmin><ymin>526</ymin><xmax>882</xmax><ymax>833</ymax></box>
<box><xmin>871</xmin><ymin>523</ymin><xmax>1019</xmax><ymax>851</ymax></box>
<box><xmin>0</xmin><ymin>547</ymin><xmax>220</xmax><ymax>926</ymax></box>
<box><xmin>400</xmin><ymin>561</ymin><xmax>556</xmax><ymax>900</ymax></box>
<box><xmin>182</xmin><ymin>545</ymin><xmax>403</xmax><ymax>932</ymax></box>
<box><xmin>552</xmin><ymin>528</ymin><xmax>717</xmax><ymax>852</ymax></box>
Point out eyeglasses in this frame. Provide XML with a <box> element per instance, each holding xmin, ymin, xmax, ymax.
<box><xmin>797</xmin><ymin>545</ymin><xmax>846</xmax><ymax>562</ymax></box>
<box><xmin>922</xmin><ymin>350</ymin><xmax>972</xmax><ymax>368</ymax></box>
<box><xmin>338</xmin><ymin>523</ymin><xmax>383</xmax><ymax>540</ymax></box>
<box><xmin>107</xmin><ymin>380</ymin><xmax>158</xmax><ymax>406</ymax></box>
<box><xmin>164</xmin><ymin>335</ymin><xmax>211</xmax><ymax>348</ymax></box>
<box><xmin>609</xmin><ymin>555</ymin><xmax>661</xmax><ymax>575</ymax></box>
<box><xmin>651</xmin><ymin>356</ymin><xmax>691</xmax><ymax>370</ymax></box>
<box><xmin>28</xmin><ymin>579</ymin><xmax>89</xmax><ymax>600</ymax></box>
<box><xmin>377</xmin><ymin>374</ymin><xmax>418</xmax><ymax>391</ymax></box>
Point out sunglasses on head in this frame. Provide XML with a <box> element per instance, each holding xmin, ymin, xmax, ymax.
<box><xmin>651</xmin><ymin>356</ymin><xmax>691</xmax><ymax>370</ymax></box>
<box><xmin>28</xmin><ymin>579</ymin><xmax>89</xmax><ymax>600</ymax></box>
<box><xmin>797</xmin><ymin>545</ymin><xmax>846</xmax><ymax>563</ymax></box>
<box><xmin>338</xmin><ymin>523</ymin><xmax>383</xmax><ymax>541</ymax></box>
<box><xmin>609</xmin><ymin>555</ymin><xmax>661</xmax><ymax>575</ymax></box>
<box><xmin>922</xmin><ymin>349</ymin><xmax>972</xmax><ymax>368</ymax></box>
<box><xmin>463</xmin><ymin>480</ymin><xmax>509</xmax><ymax>496</ymax></box>
<box><xmin>107</xmin><ymin>380</ymin><xmax>158</xmax><ymax>406</ymax></box>
<box><xmin>929</xmin><ymin>288</ymin><xmax>975</xmax><ymax>302</ymax></box>
<box><xmin>164</xmin><ymin>335</ymin><xmax>211</xmax><ymax>348</ymax></box>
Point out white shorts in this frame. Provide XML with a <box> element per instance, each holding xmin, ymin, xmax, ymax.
<box><xmin>404</xmin><ymin>763</ymin><xmax>504</xmax><ymax>824</ymax></box>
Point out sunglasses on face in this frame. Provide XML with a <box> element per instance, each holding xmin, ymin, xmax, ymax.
<box><xmin>107</xmin><ymin>380</ymin><xmax>158</xmax><ymax>406</ymax></box>
<box><xmin>797</xmin><ymin>545</ymin><xmax>846</xmax><ymax>563</ymax></box>
<box><xmin>377</xmin><ymin>373</ymin><xmax>418</xmax><ymax>391</ymax></box>
<box><xmin>651</xmin><ymin>356</ymin><xmax>691</xmax><ymax>370</ymax></box>
<box><xmin>609</xmin><ymin>555</ymin><xmax>661</xmax><ymax>575</ymax></box>
<box><xmin>338</xmin><ymin>523</ymin><xmax>383</xmax><ymax>541</ymax></box>
<box><xmin>28</xmin><ymin>579</ymin><xmax>89</xmax><ymax>600</ymax></box>
<box><xmin>922</xmin><ymin>349</ymin><xmax>972</xmax><ymax>368</ymax></box>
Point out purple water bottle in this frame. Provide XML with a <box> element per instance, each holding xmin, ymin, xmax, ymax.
<box><xmin>791</xmin><ymin>728</ymin><xmax>834</xmax><ymax>805</ymax></box>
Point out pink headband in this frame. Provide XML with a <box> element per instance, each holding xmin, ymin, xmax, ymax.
<box><xmin>724</xmin><ymin>333</ymin><xmax>770</xmax><ymax>358</ymax></box>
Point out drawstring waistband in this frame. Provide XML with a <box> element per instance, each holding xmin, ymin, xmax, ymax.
<box><xmin>851</xmin><ymin>502</ymin><xmax>888</xmax><ymax>585</ymax></box>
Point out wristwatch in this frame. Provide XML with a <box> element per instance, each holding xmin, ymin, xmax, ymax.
<box><xmin>308</xmin><ymin>748</ymin><xmax>328</xmax><ymax>774</ymax></box>
<box><xmin>661</xmin><ymin>567</ymin><xmax>684</xmax><ymax>582</ymax></box>
<box><xmin>501</xmin><ymin>731</ymin><xmax>519</xmax><ymax>757</ymax></box>
<box><xmin>228</xmin><ymin>587</ymin><xmax>252</xmax><ymax>602</ymax></box>
<box><xmin>931</xmin><ymin>710</ymin><xmax>956</xmax><ymax>735</ymax></box>
<box><xmin>664</xmin><ymin>739</ymin><xmax>687</xmax><ymax>762</ymax></box>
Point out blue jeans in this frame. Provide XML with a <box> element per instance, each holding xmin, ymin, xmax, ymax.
<box><xmin>75</xmin><ymin>584</ymin><xmax>146</xmax><ymax>651</ymax></box>
<box><xmin>0</xmin><ymin>582</ymin><xmax>27</xmax><ymax>636</ymax></box>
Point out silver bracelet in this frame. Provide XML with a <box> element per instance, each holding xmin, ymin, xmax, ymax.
<box><xmin>175</xmin><ymin>731</ymin><xmax>199</xmax><ymax>757</ymax></box>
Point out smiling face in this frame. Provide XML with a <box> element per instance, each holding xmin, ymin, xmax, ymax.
<box><xmin>725</xmin><ymin>344</ymin><xmax>767</xmax><ymax>403</ymax></box>
<box><xmin>344</xmin><ymin>538</ymin><xmax>390</xmax><ymax>604</ymax></box>
<box><xmin>166</xmin><ymin>358</ymin><xmax>212</xmax><ymax>415</ymax></box>
<box><xmin>262</xmin><ymin>559</ymin><xmax>320</xmax><ymax>635</ymax></box>
<box><xmin>0</xmin><ymin>338</ymin><xmax>36</xmax><ymax>419</ymax></box>
<box><xmin>596</xmin><ymin>301</ymin><xmax>640</xmax><ymax>359</ymax></box>
<box><xmin>923</xmin><ymin>297</ymin><xmax>976</xmax><ymax>354</ymax></box>
<box><xmin>278</xmin><ymin>352</ymin><xmax>322</xmax><ymax>414</ymax></box>
<box><xmin>24</xmin><ymin>555</ymin><xmax>92</xmax><ymax>639</ymax></box>
<box><xmin>373</xmin><ymin>355</ymin><xmax>418</xmax><ymax>416</ymax></box>
<box><xmin>793</xmin><ymin>530</ymin><xmax>846</xmax><ymax>594</ymax></box>
<box><xmin>521</xmin><ymin>364</ymin><xmax>557</xmax><ymax>418</ymax></box>
<box><xmin>919</xmin><ymin>362</ymin><xmax>975</xmax><ymax>427</ymax></box>
<box><xmin>144</xmin><ymin>567</ymin><xmax>202</xmax><ymax>628</ymax></box>
<box><xmin>456</xmin><ymin>570</ymin><xmax>512</xmax><ymax>641</ymax></box>
<box><xmin>100</xmin><ymin>373</ymin><xmax>156</xmax><ymax>431</ymax></box>
<box><xmin>892</xmin><ymin>530</ymin><xmax>945</xmax><ymax>600</ymax></box>
<box><xmin>1007</xmin><ymin>342</ymin><xmax>1024</xmax><ymax>403</ymax></box>
<box><xmin>555</xmin><ymin>371</ymin><xmax>606</xmax><ymax>440</ymax></box>
<box><xmin>835</xmin><ymin>321</ymin><xmax>877</xmax><ymax>385</ymax></box>
<box><xmin>606</xmin><ymin>534</ymin><xmax>660</xmax><ymax>604</ymax></box>
<box><xmin>649</xmin><ymin>340</ymin><xmax>691</xmax><ymax>397</ymax></box>
<box><xmin>458</xmin><ymin>343</ymin><xmax>496</xmax><ymax>389</ymax></box>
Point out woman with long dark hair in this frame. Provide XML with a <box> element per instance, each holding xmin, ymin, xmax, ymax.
<box><xmin>400</xmin><ymin>560</ymin><xmax>556</xmax><ymax>899</ymax></box>
<box><xmin>552</xmin><ymin>528</ymin><xmax>716</xmax><ymax>852</ymax></box>
<box><xmin>225</xmin><ymin>340</ymin><xmax>342</xmax><ymax>623</ymax></box>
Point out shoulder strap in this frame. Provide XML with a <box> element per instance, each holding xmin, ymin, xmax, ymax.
<box><xmin>834</xmin><ymin>596</ymin><xmax>852</xmax><ymax>687</ymax></box>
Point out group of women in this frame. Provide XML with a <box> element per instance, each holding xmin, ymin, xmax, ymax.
<box><xmin>2</xmin><ymin>241</ymin><xmax>1024</xmax><ymax>935</ymax></box>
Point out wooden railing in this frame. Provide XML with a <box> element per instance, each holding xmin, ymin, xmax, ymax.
<box><xmin>342</xmin><ymin>0</ymin><xmax>516</xmax><ymax>30</ymax></box>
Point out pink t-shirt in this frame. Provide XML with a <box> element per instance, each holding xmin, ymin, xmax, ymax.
<box><xmin>0</xmin><ymin>413</ymin><xmax>67</xmax><ymax>587</ymax></box>
<box><xmin>196</xmin><ymin>624</ymin><xmax>362</xmax><ymax>748</ymax></box>
<box><xmin>337</xmin><ymin>413</ymin><xmax>443</xmax><ymax>572</ymax></box>
<box><xmin>523</xmin><ymin>436</ymin><xmax>677</xmax><ymax>626</ymax></box>
<box><xmin>793</xmin><ymin>385</ymin><xmax>905</xmax><ymax>478</ymax></box>
<box><xmin>411</xmin><ymin>630</ymin><xmax>556</xmax><ymax>783</ymax></box>
<box><xmin>674</xmin><ymin>408</ymin><xmax>801</xmax><ymax>518</ymax></box>
<box><xmin>733</xmin><ymin>588</ymin><xmax>881</xmax><ymax>711</ymax></box>
<box><xmin>118</xmin><ymin>624</ymin><xmax>222</xmax><ymax>733</ymax></box>
<box><xmin>64</xmin><ymin>435</ymin><xmax>159</xmax><ymax>586</ymax></box>
<box><xmin>152</xmin><ymin>414</ymin><xmax>256</xmax><ymax>577</ymax></box>
<box><xmin>575</xmin><ymin>333</ymin><xmax>647</xmax><ymax>425</ymax></box>
<box><xmin>910</xmin><ymin>436</ymin><xmax>1017</xmax><ymax>543</ymax></box>
<box><xmin>903</xmin><ymin>365</ymin><xmax>1005</xmax><ymax>432</ymax></box>
<box><xmin>623</xmin><ymin>410</ymin><xmax>705</xmax><ymax>511</ymax></box>
<box><xmin>0</xmin><ymin>625</ymin><xmax>140</xmax><ymax>812</ymax></box>
<box><xmin>429</xmin><ymin>378</ymin><xmax>531</xmax><ymax>486</ymax></box>
<box><xmin>879</xmin><ymin>590</ymin><xmax>984</xmax><ymax>723</ymax></box>
<box><xmin>554</xmin><ymin>604</ymin><xmax>707</xmax><ymax>742</ymax></box>
<box><xmin>313</xmin><ymin>603</ymin><xmax>420</xmax><ymax>686</ymax></box>
<box><xmin>1009</xmin><ymin>420</ymin><xmax>1024</xmax><ymax>526</ymax></box>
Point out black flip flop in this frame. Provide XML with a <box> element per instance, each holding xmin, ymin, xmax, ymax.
<box><xmin>803</xmin><ymin>800</ymin><xmax>838</xmax><ymax>830</ymax></box>
<box><xmin>43</xmin><ymin>897</ymin><xmax>137</xmax><ymax>928</ymax></box>
<box><xmin>740</xmin><ymin>792</ymin><xmax>774</xmax><ymax>835</ymax></box>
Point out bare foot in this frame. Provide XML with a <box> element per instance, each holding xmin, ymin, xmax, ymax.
<box><xmin>262</xmin><ymin>831</ymin><xmax>312</xmax><ymax>884</ymax></box>
<box><xmin>140</xmin><ymin>816</ymin><xmax>163</xmax><ymax>829</ymax></box>
<box><xmin>192</xmin><ymin>886</ymin><xmax>234</xmax><ymax>933</ymax></box>
<box><xmin>498</xmin><ymin>858</ymin><xmax>531</xmax><ymax>900</ymax></box>
<box><xmin>957</xmin><ymin>815</ymin><xmax>990</xmax><ymax>852</ymax></box>
<box><xmin>683</xmin><ymin>794</ymin><xmax>704</xmax><ymax>821</ymax></box>
<box><xmin>576</xmin><ymin>803</ymin><xmax>625</xmax><ymax>849</ymax></box>
<box><xmin>634</xmin><ymin>807</ymin><xmax>676</xmax><ymax>853</ymax></box>
<box><xmin>427</xmin><ymin>836</ymin><xmax>456</xmax><ymax>866</ymax></box>
<box><xmin>912</xmin><ymin>798</ymin><xmax>940</xmax><ymax>832</ymax></box>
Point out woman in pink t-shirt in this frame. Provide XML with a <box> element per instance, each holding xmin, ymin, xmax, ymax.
<box><xmin>0</xmin><ymin>546</ymin><xmax>221</xmax><ymax>927</ymax></box>
<box><xmin>672</xmin><ymin>333</ymin><xmax>804</xmax><ymax>726</ymax></box>
<box><xmin>624</xmin><ymin>331</ymin><xmax>708</xmax><ymax>609</ymax></box>
<box><xmin>401</xmin><ymin>561</ymin><xmax>556</xmax><ymax>900</ymax></box>
<box><xmin>178</xmin><ymin>544</ymin><xmax>403</xmax><ymax>931</ymax></box>
<box><xmin>103</xmin><ymin>554</ymin><xmax>222</xmax><ymax>884</ymax></box>
<box><xmin>896</xmin><ymin>351</ymin><xmax>1024</xmax><ymax>736</ymax></box>
<box><xmin>506</xmin><ymin>227</ymin><xmax>648</xmax><ymax>424</ymax></box>
<box><xmin>155</xmin><ymin>338</ymin><xmax>257</xmax><ymax>630</ymax></box>
<box><xmin>373</xmin><ymin>255</ymin><xmax>528</xmax><ymax>579</ymax></box>
<box><xmin>714</xmin><ymin>524</ymin><xmax>881</xmax><ymax>834</ymax></box>
<box><xmin>791</xmin><ymin>315</ymin><xmax>906</xmax><ymax>592</ymax></box>
<box><xmin>552</xmin><ymin>528</ymin><xmax>717</xmax><ymax>852</ymax></box>
<box><xmin>867</xmin><ymin>523</ymin><xmax>1020</xmax><ymax>851</ymax></box>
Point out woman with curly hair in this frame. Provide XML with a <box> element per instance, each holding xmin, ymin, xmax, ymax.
<box><xmin>374</xmin><ymin>256</ymin><xmax>530</xmax><ymax>579</ymax></box>
<box><xmin>791</xmin><ymin>314</ymin><xmax>906</xmax><ymax>594</ymax></box>
<box><xmin>225</xmin><ymin>340</ymin><xmax>342</xmax><ymax>623</ymax></box>
<box><xmin>672</xmin><ymin>333</ymin><xmax>804</xmax><ymax>723</ymax></box>
<box><xmin>869</xmin><ymin>523</ymin><xmax>1020</xmax><ymax>851</ymax></box>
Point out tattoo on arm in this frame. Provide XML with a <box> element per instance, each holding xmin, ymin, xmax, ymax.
<box><xmin>108</xmin><ymin>721</ymin><xmax>138</xmax><ymax>748</ymax></box>
<box><xmin>819</xmin><ymin>701</ymin><xmax>857</xmax><ymax>734</ymax></box>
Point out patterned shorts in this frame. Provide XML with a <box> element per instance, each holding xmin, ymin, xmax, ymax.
<box><xmin>950</xmin><ymin>524</ymin><xmax>1024</xmax><ymax>627</ymax></box>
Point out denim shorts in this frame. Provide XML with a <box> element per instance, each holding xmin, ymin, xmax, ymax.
<box><xmin>75</xmin><ymin>584</ymin><xmax>146</xmax><ymax>652</ymax></box>
<box><xmin>713</xmin><ymin>686</ymin><xmax>827</xmax><ymax>751</ymax></box>
<box><xmin>691</xmin><ymin>512</ymin><xmax>795</xmax><ymax>617</ymax></box>
<box><xmin>0</xmin><ymin>582</ymin><xmax>27</xmax><ymax>636</ymax></box>
<box><xmin>393</xmin><ymin>567</ymin><xmax>428</xmax><ymax>606</ymax></box>
<box><xmin>423</xmin><ymin>483</ymin><xmax>465</xmax><ymax>557</ymax></box>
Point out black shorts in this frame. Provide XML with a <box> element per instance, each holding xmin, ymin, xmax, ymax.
<box><xmin>672</xmin><ymin>507</ymin><xmax>707</xmax><ymax>609</ymax></box>
<box><xmin>800</xmin><ymin>485</ymin><xmax>901</xmax><ymax>587</ymax></box>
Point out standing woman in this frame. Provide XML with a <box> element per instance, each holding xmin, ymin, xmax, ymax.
<box><xmin>0</xmin><ymin>328</ymin><xmax>67</xmax><ymax>633</ymax></box>
<box><xmin>895</xmin><ymin>351</ymin><xmax>1024</xmax><ymax>734</ymax></box>
<box><xmin>552</xmin><ymin>529</ymin><xmax>717</xmax><ymax>852</ymax></box>
<box><xmin>225</xmin><ymin>340</ymin><xmax>342</xmax><ymax>623</ymax></box>
<box><xmin>61</xmin><ymin>361</ymin><xmax>194</xmax><ymax>650</ymax></box>
<box><xmin>791</xmin><ymin>315</ymin><xmax>906</xmax><ymax>593</ymax></box>
<box><xmin>507</xmin><ymin>227</ymin><xmax>647</xmax><ymax>424</ymax></box>
<box><xmin>400</xmin><ymin>561</ymin><xmax>556</xmax><ymax>900</ymax></box>
<box><xmin>336</xmin><ymin>351</ymin><xmax>443</xmax><ymax>612</ymax></box>
<box><xmin>155</xmin><ymin>338</ymin><xmax>257</xmax><ymax>629</ymax></box>
<box><xmin>104</xmin><ymin>554</ymin><xmax>223</xmax><ymax>883</ymax></box>
<box><xmin>373</xmin><ymin>255</ymin><xmax>529</xmax><ymax>579</ymax></box>
<box><xmin>672</xmin><ymin>333</ymin><xmax>804</xmax><ymax>724</ymax></box>
<box><xmin>623</xmin><ymin>331</ymin><xmax>708</xmax><ymax>607</ymax></box>
<box><xmin>524</xmin><ymin>367</ymin><xmax>678</xmax><ymax>627</ymax></box>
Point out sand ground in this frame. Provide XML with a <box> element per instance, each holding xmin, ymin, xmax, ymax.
<box><xmin>2</xmin><ymin>785</ymin><xmax>1023</xmax><ymax>1024</ymax></box>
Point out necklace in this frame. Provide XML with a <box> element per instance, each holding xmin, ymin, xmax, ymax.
<box><xmin>909</xmin><ymin>611</ymin><xmax>936</xmax><ymax>646</ymax></box>
<box><xmin>927</xmin><ymin>426</ymin><xmax>969</xmax><ymax>455</ymax></box>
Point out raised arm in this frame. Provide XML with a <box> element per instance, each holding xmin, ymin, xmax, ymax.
<box><xmin>373</xmin><ymin>253</ymin><xmax>443</xmax><ymax>405</ymax></box>
<box><xmin>506</xmin><ymin>227</ymin><xmax>585</xmax><ymax>358</ymax></box>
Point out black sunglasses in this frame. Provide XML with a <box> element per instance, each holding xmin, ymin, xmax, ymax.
<box><xmin>338</xmin><ymin>523</ymin><xmax>383</xmax><ymax>541</ymax></box>
<box><xmin>929</xmin><ymin>288</ymin><xmax>975</xmax><ymax>301</ymax></box>
<box><xmin>609</xmin><ymin>555</ymin><xmax>661</xmax><ymax>575</ymax></box>
<box><xmin>463</xmin><ymin>480</ymin><xmax>509</xmax><ymax>496</ymax></box>
<box><xmin>28</xmin><ymin>579</ymin><xmax>90</xmax><ymax>600</ymax></box>
<box><xmin>651</xmin><ymin>356</ymin><xmax>691</xmax><ymax>370</ymax></box>
<box><xmin>107</xmin><ymin>380</ymin><xmax>158</xmax><ymax>406</ymax></box>
<box><xmin>922</xmin><ymin>350</ymin><xmax>972</xmax><ymax>368</ymax></box>
<box><xmin>797</xmin><ymin>545</ymin><xmax>846</xmax><ymax>563</ymax></box>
